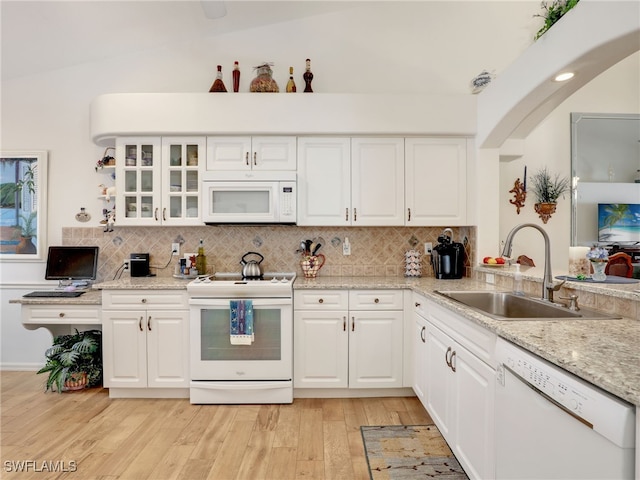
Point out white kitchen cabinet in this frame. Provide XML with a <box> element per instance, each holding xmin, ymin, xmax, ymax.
<box><xmin>102</xmin><ymin>290</ymin><xmax>189</xmax><ymax>397</ymax></box>
<box><xmin>415</xmin><ymin>294</ymin><xmax>496</xmax><ymax>480</ymax></box>
<box><xmin>294</xmin><ymin>289</ymin><xmax>403</xmax><ymax>389</ymax></box>
<box><xmin>412</xmin><ymin>298</ymin><xmax>429</xmax><ymax>405</ymax></box>
<box><xmin>297</xmin><ymin>137</ymin><xmax>404</xmax><ymax>226</ymax></box>
<box><xmin>115</xmin><ymin>137</ymin><xmax>205</xmax><ymax>226</ymax></box>
<box><xmin>405</xmin><ymin>137</ymin><xmax>468</xmax><ymax>225</ymax></box>
<box><xmin>206</xmin><ymin>136</ymin><xmax>296</xmax><ymax>171</ymax></box>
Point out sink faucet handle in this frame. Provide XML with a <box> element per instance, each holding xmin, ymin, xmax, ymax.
<box><xmin>559</xmin><ymin>294</ymin><xmax>580</xmax><ymax>311</ymax></box>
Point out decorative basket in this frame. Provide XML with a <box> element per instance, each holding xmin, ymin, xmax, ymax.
<box><xmin>300</xmin><ymin>254</ymin><xmax>326</xmax><ymax>278</ymax></box>
<box><xmin>64</xmin><ymin>372</ymin><xmax>88</xmax><ymax>392</ymax></box>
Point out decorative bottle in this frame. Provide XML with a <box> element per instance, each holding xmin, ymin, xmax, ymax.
<box><xmin>286</xmin><ymin>66</ymin><xmax>297</xmax><ymax>93</ymax></box>
<box><xmin>196</xmin><ymin>239</ymin><xmax>207</xmax><ymax>275</ymax></box>
<box><xmin>232</xmin><ymin>61</ymin><xmax>240</xmax><ymax>92</ymax></box>
<box><xmin>303</xmin><ymin>58</ymin><xmax>313</xmax><ymax>92</ymax></box>
<box><xmin>209</xmin><ymin>65</ymin><xmax>227</xmax><ymax>93</ymax></box>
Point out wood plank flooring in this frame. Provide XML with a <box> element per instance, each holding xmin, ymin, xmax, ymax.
<box><xmin>1</xmin><ymin>372</ymin><xmax>433</xmax><ymax>479</ymax></box>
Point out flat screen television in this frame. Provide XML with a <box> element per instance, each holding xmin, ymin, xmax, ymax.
<box><xmin>45</xmin><ymin>246</ymin><xmax>99</xmax><ymax>281</ymax></box>
<box><xmin>598</xmin><ymin>204</ymin><xmax>640</xmax><ymax>244</ymax></box>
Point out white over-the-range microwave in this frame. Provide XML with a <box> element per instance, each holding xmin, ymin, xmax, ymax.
<box><xmin>201</xmin><ymin>171</ymin><xmax>296</xmax><ymax>224</ymax></box>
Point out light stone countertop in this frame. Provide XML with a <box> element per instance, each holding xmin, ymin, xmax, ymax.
<box><xmin>295</xmin><ymin>275</ymin><xmax>640</xmax><ymax>406</ymax></box>
<box><xmin>12</xmin><ymin>274</ymin><xmax>640</xmax><ymax>405</ymax></box>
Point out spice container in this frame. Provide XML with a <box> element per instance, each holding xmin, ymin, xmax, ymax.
<box><xmin>250</xmin><ymin>63</ymin><xmax>279</xmax><ymax>92</ymax></box>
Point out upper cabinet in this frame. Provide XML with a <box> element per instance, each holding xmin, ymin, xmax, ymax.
<box><xmin>115</xmin><ymin>137</ymin><xmax>205</xmax><ymax>226</ymax></box>
<box><xmin>405</xmin><ymin>138</ymin><xmax>468</xmax><ymax>226</ymax></box>
<box><xmin>297</xmin><ymin>137</ymin><xmax>405</xmax><ymax>226</ymax></box>
<box><xmin>298</xmin><ymin>136</ymin><xmax>468</xmax><ymax>226</ymax></box>
<box><xmin>206</xmin><ymin>136</ymin><xmax>296</xmax><ymax>172</ymax></box>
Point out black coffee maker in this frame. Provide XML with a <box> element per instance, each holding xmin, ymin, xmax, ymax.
<box><xmin>432</xmin><ymin>228</ymin><xmax>465</xmax><ymax>279</ymax></box>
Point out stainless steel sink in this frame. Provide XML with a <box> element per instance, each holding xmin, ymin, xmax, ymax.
<box><xmin>435</xmin><ymin>291</ymin><xmax>621</xmax><ymax>320</ymax></box>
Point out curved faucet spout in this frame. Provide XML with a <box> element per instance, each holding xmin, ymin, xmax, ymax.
<box><xmin>500</xmin><ymin>223</ymin><xmax>564</xmax><ymax>302</ymax></box>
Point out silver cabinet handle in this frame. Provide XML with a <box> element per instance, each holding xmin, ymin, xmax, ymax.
<box><xmin>445</xmin><ymin>346</ymin><xmax>452</xmax><ymax>367</ymax></box>
<box><xmin>450</xmin><ymin>350</ymin><xmax>457</xmax><ymax>372</ymax></box>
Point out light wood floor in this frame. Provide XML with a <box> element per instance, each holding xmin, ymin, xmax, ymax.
<box><xmin>1</xmin><ymin>371</ymin><xmax>433</xmax><ymax>480</ymax></box>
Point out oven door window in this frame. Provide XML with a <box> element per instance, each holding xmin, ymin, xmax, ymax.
<box><xmin>200</xmin><ymin>307</ymin><xmax>281</xmax><ymax>361</ymax></box>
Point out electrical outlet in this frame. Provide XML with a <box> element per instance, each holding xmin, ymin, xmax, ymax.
<box><xmin>424</xmin><ymin>242</ymin><xmax>433</xmax><ymax>254</ymax></box>
<box><xmin>343</xmin><ymin>237</ymin><xmax>351</xmax><ymax>256</ymax></box>
<box><xmin>171</xmin><ymin>243</ymin><xmax>180</xmax><ymax>256</ymax></box>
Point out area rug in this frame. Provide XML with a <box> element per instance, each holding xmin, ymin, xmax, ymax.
<box><xmin>361</xmin><ymin>425</ymin><xmax>468</xmax><ymax>480</ymax></box>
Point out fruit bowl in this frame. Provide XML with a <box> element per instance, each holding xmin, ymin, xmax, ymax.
<box><xmin>481</xmin><ymin>256</ymin><xmax>506</xmax><ymax>266</ymax></box>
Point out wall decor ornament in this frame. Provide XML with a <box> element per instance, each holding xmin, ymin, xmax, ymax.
<box><xmin>0</xmin><ymin>151</ymin><xmax>48</xmax><ymax>260</ymax></box>
<box><xmin>529</xmin><ymin>167</ymin><xmax>569</xmax><ymax>223</ymax></box>
<box><xmin>303</xmin><ymin>58</ymin><xmax>313</xmax><ymax>92</ymax></box>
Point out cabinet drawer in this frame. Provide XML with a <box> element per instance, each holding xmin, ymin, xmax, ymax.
<box><xmin>102</xmin><ymin>290</ymin><xmax>188</xmax><ymax>309</ymax></box>
<box><xmin>22</xmin><ymin>305</ymin><xmax>101</xmax><ymax>324</ymax></box>
<box><xmin>349</xmin><ymin>290</ymin><xmax>403</xmax><ymax>310</ymax></box>
<box><xmin>294</xmin><ymin>290</ymin><xmax>348</xmax><ymax>310</ymax></box>
<box><xmin>429</xmin><ymin>300</ymin><xmax>497</xmax><ymax>367</ymax></box>
<box><xmin>413</xmin><ymin>293</ymin><xmax>429</xmax><ymax>319</ymax></box>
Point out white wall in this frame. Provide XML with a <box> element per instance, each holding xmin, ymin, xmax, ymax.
<box><xmin>498</xmin><ymin>52</ymin><xmax>639</xmax><ymax>275</ymax></box>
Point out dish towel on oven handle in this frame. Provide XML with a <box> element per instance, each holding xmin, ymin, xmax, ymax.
<box><xmin>230</xmin><ymin>300</ymin><xmax>254</xmax><ymax>345</ymax></box>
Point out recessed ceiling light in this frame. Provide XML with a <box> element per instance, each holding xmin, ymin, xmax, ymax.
<box><xmin>554</xmin><ymin>72</ymin><xmax>575</xmax><ymax>82</ymax></box>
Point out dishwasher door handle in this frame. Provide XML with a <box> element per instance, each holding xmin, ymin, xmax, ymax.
<box><xmin>502</xmin><ymin>364</ymin><xmax>593</xmax><ymax>429</ymax></box>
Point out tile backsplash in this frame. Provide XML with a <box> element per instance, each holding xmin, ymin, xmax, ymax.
<box><xmin>63</xmin><ymin>225</ymin><xmax>476</xmax><ymax>281</ymax></box>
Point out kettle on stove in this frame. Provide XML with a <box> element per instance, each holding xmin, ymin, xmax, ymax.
<box><xmin>240</xmin><ymin>251</ymin><xmax>264</xmax><ymax>279</ymax></box>
<box><xmin>432</xmin><ymin>228</ymin><xmax>465</xmax><ymax>279</ymax></box>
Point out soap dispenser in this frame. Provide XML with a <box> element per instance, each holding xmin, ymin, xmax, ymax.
<box><xmin>513</xmin><ymin>264</ymin><xmax>524</xmax><ymax>296</ymax></box>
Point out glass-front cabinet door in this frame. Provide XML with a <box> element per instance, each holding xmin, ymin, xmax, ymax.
<box><xmin>115</xmin><ymin>137</ymin><xmax>205</xmax><ymax>226</ymax></box>
<box><xmin>115</xmin><ymin>137</ymin><xmax>162</xmax><ymax>226</ymax></box>
<box><xmin>160</xmin><ymin>137</ymin><xmax>205</xmax><ymax>226</ymax></box>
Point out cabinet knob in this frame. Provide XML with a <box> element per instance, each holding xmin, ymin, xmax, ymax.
<box><xmin>318</xmin><ymin>298</ymin><xmax>324</xmax><ymax>304</ymax></box>
<box><xmin>141</xmin><ymin>298</ymin><xmax>147</xmax><ymax>304</ymax></box>
<box><xmin>58</xmin><ymin>312</ymin><xmax>65</xmax><ymax>318</ymax></box>
<box><xmin>374</xmin><ymin>298</ymin><xmax>379</xmax><ymax>304</ymax></box>
<box><xmin>415</xmin><ymin>302</ymin><xmax>421</xmax><ymax>307</ymax></box>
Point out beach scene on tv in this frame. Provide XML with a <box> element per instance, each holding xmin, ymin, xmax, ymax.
<box><xmin>598</xmin><ymin>203</ymin><xmax>640</xmax><ymax>244</ymax></box>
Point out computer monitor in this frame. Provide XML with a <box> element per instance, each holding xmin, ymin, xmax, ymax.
<box><xmin>45</xmin><ymin>246</ymin><xmax>99</xmax><ymax>284</ymax></box>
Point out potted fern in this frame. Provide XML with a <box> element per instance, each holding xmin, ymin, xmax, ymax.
<box><xmin>37</xmin><ymin>330</ymin><xmax>102</xmax><ymax>393</ymax></box>
<box><xmin>529</xmin><ymin>167</ymin><xmax>570</xmax><ymax>223</ymax></box>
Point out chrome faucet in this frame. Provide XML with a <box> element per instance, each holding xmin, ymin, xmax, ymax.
<box><xmin>500</xmin><ymin>223</ymin><xmax>565</xmax><ymax>302</ymax></box>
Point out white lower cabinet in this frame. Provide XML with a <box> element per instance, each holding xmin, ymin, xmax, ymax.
<box><xmin>413</xmin><ymin>293</ymin><xmax>496</xmax><ymax>480</ymax></box>
<box><xmin>102</xmin><ymin>290</ymin><xmax>189</xmax><ymax>396</ymax></box>
<box><xmin>294</xmin><ymin>289</ymin><xmax>403</xmax><ymax>389</ymax></box>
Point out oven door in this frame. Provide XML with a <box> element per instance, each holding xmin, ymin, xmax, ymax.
<box><xmin>189</xmin><ymin>298</ymin><xmax>292</xmax><ymax>381</ymax></box>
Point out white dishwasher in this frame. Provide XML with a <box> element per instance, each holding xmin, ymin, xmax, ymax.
<box><xmin>495</xmin><ymin>338</ymin><xmax>635</xmax><ymax>480</ymax></box>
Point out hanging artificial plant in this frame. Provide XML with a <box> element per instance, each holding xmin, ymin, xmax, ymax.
<box><xmin>534</xmin><ymin>0</ymin><xmax>580</xmax><ymax>40</ymax></box>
